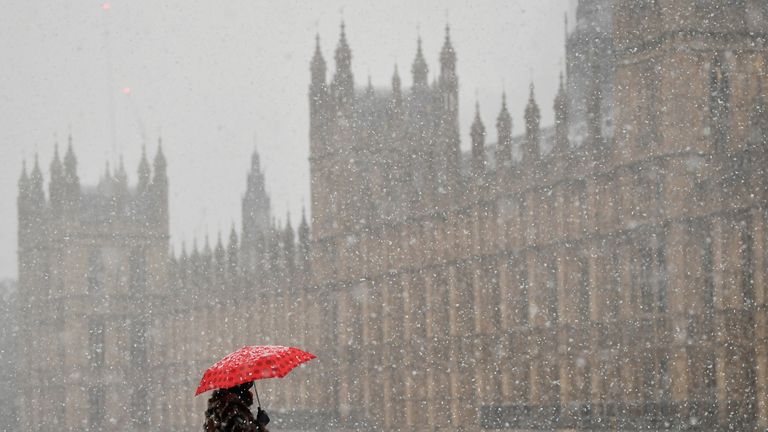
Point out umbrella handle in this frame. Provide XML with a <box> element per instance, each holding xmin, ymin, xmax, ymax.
<box><xmin>254</xmin><ymin>385</ymin><xmax>261</xmax><ymax>408</ymax></box>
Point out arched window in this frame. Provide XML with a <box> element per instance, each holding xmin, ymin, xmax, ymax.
<box><xmin>86</xmin><ymin>249</ymin><xmax>104</xmax><ymax>295</ymax></box>
<box><xmin>129</xmin><ymin>248</ymin><xmax>147</xmax><ymax>292</ymax></box>
<box><xmin>709</xmin><ymin>52</ymin><xmax>731</xmax><ymax>152</ymax></box>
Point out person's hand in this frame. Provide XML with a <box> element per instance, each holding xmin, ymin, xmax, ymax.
<box><xmin>256</xmin><ymin>408</ymin><xmax>270</xmax><ymax>426</ymax></box>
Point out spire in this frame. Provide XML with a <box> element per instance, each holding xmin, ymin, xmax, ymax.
<box><xmin>227</xmin><ymin>223</ymin><xmax>239</xmax><ymax>277</ymax></box>
<box><xmin>524</xmin><ymin>83</ymin><xmax>541</xmax><ymax>162</ymax></box>
<box><xmin>51</xmin><ymin>143</ymin><xmax>62</xmax><ymax>174</ymax></box>
<box><xmin>191</xmin><ymin>238</ymin><xmax>200</xmax><ymax>258</ymax></box>
<box><xmin>62</xmin><ymin>136</ymin><xmax>81</xmax><ymax>215</ymax></box>
<box><xmin>365</xmin><ymin>74</ymin><xmax>374</xmax><ymax>98</ymax></box>
<box><xmin>29</xmin><ymin>154</ymin><xmax>45</xmax><ymax>209</ymax></box>
<box><xmin>554</xmin><ymin>72</ymin><xmax>570</xmax><ymax>153</ymax></box>
<box><xmin>309</xmin><ymin>32</ymin><xmax>329</xmax><ymax>147</ymax></box>
<box><xmin>392</xmin><ymin>64</ymin><xmax>402</xmax><ymax>94</ymax></box>
<box><xmin>153</xmin><ymin>138</ymin><xmax>167</xmax><ymax>180</ymax></box>
<box><xmin>138</xmin><ymin>145</ymin><xmax>151</xmax><ymax>192</ymax></box>
<box><xmin>389</xmin><ymin>64</ymin><xmax>404</xmax><ymax>123</ymax></box>
<box><xmin>471</xmin><ymin>101</ymin><xmax>486</xmax><ymax>178</ymax></box>
<box><xmin>115</xmin><ymin>155</ymin><xmax>128</xmax><ymax>192</ymax></box>
<box><xmin>216</xmin><ymin>230</ymin><xmax>224</xmax><ymax>251</ymax></box>
<box><xmin>204</xmin><ymin>234</ymin><xmax>212</xmax><ymax>255</ymax></box>
<box><xmin>390</xmin><ymin>64</ymin><xmax>403</xmax><ymax>110</ymax></box>
<box><xmin>332</xmin><ymin>20</ymin><xmax>354</xmax><ymax>106</ymax></box>
<box><xmin>18</xmin><ymin>159</ymin><xmax>31</xmax><ymax>223</ymax></box>
<box><xmin>283</xmin><ymin>211</ymin><xmax>295</xmax><ymax>272</ymax></box>
<box><xmin>150</xmin><ymin>138</ymin><xmax>169</xmax><ymax>228</ymax></box>
<box><xmin>64</xmin><ymin>136</ymin><xmax>78</xmax><ymax>186</ymax></box>
<box><xmin>49</xmin><ymin>143</ymin><xmax>64</xmax><ymax>213</ymax></box>
<box><xmin>311</xmin><ymin>33</ymin><xmax>327</xmax><ymax>87</ymax></box>
<box><xmin>440</xmin><ymin>24</ymin><xmax>455</xmax><ymax>64</ymax></box>
<box><xmin>439</xmin><ymin>24</ymin><xmax>457</xmax><ymax>89</ymax></box>
<box><xmin>19</xmin><ymin>159</ymin><xmax>29</xmax><ymax>193</ymax></box>
<box><xmin>242</xmin><ymin>147</ymin><xmax>271</xmax><ymax>247</ymax></box>
<box><xmin>299</xmin><ymin>206</ymin><xmax>310</xmax><ymax>240</ymax></box>
<box><xmin>285</xmin><ymin>211</ymin><xmax>294</xmax><ymax>237</ymax></box>
<box><xmin>298</xmin><ymin>205</ymin><xmax>311</xmax><ymax>274</ymax></box>
<box><xmin>496</xmin><ymin>92</ymin><xmax>513</xmax><ymax>172</ymax></box>
<box><xmin>411</xmin><ymin>36</ymin><xmax>428</xmax><ymax>88</ymax></box>
<box><xmin>214</xmin><ymin>230</ymin><xmax>226</xmax><ymax>281</ymax></box>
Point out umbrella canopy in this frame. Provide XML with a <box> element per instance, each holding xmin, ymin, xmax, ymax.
<box><xmin>195</xmin><ymin>345</ymin><xmax>316</xmax><ymax>396</ymax></box>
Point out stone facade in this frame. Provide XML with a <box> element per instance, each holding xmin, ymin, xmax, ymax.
<box><xmin>16</xmin><ymin>143</ymin><xmax>169</xmax><ymax>431</ymax></box>
<box><xmin>14</xmin><ymin>1</ymin><xmax>768</xmax><ymax>431</ymax></box>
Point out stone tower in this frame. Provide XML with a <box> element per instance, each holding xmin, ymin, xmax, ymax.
<box><xmin>16</xmin><ymin>140</ymin><xmax>169</xmax><ymax>432</ymax></box>
<box><xmin>240</xmin><ymin>148</ymin><xmax>271</xmax><ymax>276</ymax></box>
<box><xmin>566</xmin><ymin>0</ymin><xmax>614</xmax><ymax>146</ymax></box>
<box><xmin>611</xmin><ymin>0</ymin><xmax>768</xmax><ymax>428</ymax></box>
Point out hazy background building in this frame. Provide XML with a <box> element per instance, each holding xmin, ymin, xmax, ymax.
<box><xmin>11</xmin><ymin>0</ymin><xmax>768</xmax><ymax>431</ymax></box>
<box><xmin>0</xmin><ymin>279</ymin><xmax>18</xmax><ymax>432</ymax></box>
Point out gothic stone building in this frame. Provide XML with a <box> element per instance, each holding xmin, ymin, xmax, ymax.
<box><xmin>15</xmin><ymin>0</ymin><xmax>768</xmax><ymax>431</ymax></box>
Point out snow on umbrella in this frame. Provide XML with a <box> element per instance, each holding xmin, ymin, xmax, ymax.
<box><xmin>195</xmin><ymin>345</ymin><xmax>316</xmax><ymax>397</ymax></box>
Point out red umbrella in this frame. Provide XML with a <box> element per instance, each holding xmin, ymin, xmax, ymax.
<box><xmin>195</xmin><ymin>345</ymin><xmax>316</xmax><ymax>398</ymax></box>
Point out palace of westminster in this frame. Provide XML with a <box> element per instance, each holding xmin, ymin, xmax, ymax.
<box><xmin>11</xmin><ymin>0</ymin><xmax>768</xmax><ymax>430</ymax></box>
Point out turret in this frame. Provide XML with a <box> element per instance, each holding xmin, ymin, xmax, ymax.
<box><xmin>283</xmin><ymin>212</ymin><xmax>295</xmax><ymax>274</ymax></box>
<box><xmin>331</xmin><ymin>22</ymin><xmax>354</xmax><ymax>109</ymax></box>
<box><xmin>566</xmin><ymin>0</ymin><xmax>614</xmax><ymax>147</ymax></box>
<box><xmin>389</xmin><ymin>65</ymin><xmax>404</xmax><ymax>118</ymax></box>
<box><xmin>17</xmin><ymin>160</ymin><xmax>30</xmax><ymax>230</ymax></box>
<box><xmin>201</xmin><ymin>235</ymin><xmax>212</xmax><ymax>285</ymax></box>
<box><xmin>309</xmin><ymin>34</ymin><xmax>329</xmax><ymax>156</ymax></box>
<box><xmin>214</xmin><ymin>231</ymin><xmax>226</xmax><ymax>285</ymax></box>
<box><xmin>524</xmin><ymin>83</ymin><xmax>541</xmax><ymax>163</ymax></box>
<box><xmin>114</xmin><ymin>156</ymin><xmax>129</xmax><ymax>213</ymax></box>
<box><xmin>18</xmin><ymin>156</ymin><xmax>44</xmax><ymax>256</ymax></box>
<box><xmin>60</xmin><ymin>137</ymin><xmax>80</xmax><ymax>218</ymax></box>
<box><xmin>298</xmin><ymin>207</ymin><xmax>311</xmax><ymax>276</ymax></box>
<box><xmin>49</xmin><ymin>144</ymin><xmax>64</xmax><ymax>217</ymax></box>
<box><xmin>227</xmin><ymin>224</ymin><xmax>239</xmax><ymax>282</ymax></box>
<box><xmin>439</xmin><ymin>25</ymin><xmax>457</xmax><ymax>94</ymax></box>
<box><xmin>554</xmin><ymin>73</ymin><xmax>569</xmax><ymax>154</ymax></box>
<box><xmin>470</xmin><ymin>102</ymin><xmax>486</xmax><ymax>180</ymax></box>
<box><xmin>152</xmin><ymin>140</ymin><xmax>169</xmax><ymax>230</ymax></box>
<box><xmin>189</xmin><ymin>239</ymin><xmax>201</xmax><ymax>291</ymax></box>
<box><xmin>242</xmin><ymin>148</ymin><xmax>271</xmax><ymax>248</ymax></box>
<box><xmin>437</xmin><ymin>25</ymin><xmax>461</xmax><ymax>196</ymax></box>
<box><xmin>411</xmin><ymin>37</ymin><xmax>429</xmax><ymax>89</ymax></box>
<box><xmin>29</xmin><ymin>155</ymin><xmax>45</xmax><ymax>215</ymax></box>
<box><xmin>137</xmin><ymin>146</ymin><xmax>151</xmax><ymax>194</ymax></box>
<box><xmin>496</xmin><ymin>92</ymin><xmax>513</xmax><ymax>173</ymax></box>
<box><xmin>311</xmin><ymin>34</ymin><xmax>327</xmax><ymax>90</ymax></box>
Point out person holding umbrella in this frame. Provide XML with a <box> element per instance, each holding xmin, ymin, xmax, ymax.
<box><xmin>203</xmin><ymin>381</ymin><xmax>270</xmax><ymax>432</ymax></box>
<box><xmin>197</xmin><ymin>345</ymin><xmax>316</xmax><ymax>432</ymax></box>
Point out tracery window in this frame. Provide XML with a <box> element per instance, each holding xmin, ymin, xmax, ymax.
<box><xmin>709</xmin><ymin>52</ymin><xmax>731</xmax><ymax>152</ymax></box>
<box><xmin>87</xmin><ymin>248</ymin><xmax>105</xmax><ymax>295</ymax></box>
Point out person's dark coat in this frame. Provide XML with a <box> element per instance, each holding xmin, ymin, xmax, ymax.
<box><xmin>204</xmin><ymin>384</ymin><xmax>269</xmax><ymax>432</ymax></box>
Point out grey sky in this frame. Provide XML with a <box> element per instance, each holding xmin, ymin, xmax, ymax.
<box><xmin>0</xmin><ymin>0</ymin><xmax>575</xmax><ymax>279</ymax></box>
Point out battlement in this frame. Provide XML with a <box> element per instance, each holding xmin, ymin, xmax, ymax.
<box><xmin>17</xmin><ymin>139</ymin><xmax>169</xmax><ymax>246</ymax></box>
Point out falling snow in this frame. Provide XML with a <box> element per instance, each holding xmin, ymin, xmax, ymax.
<box><xmin>2</xmin><ymin>1</ymin><xmax>768</xmax><ymax>432</ymax></box>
